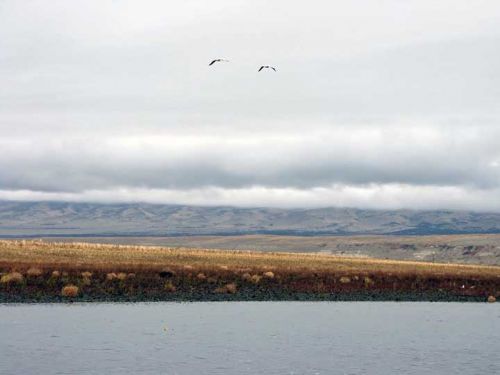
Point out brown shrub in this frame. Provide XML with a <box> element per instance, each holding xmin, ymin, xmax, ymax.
<box><xmin>225</xmin><ymin>283</ymin><xmax>237</xmax><ymax>294</ymax></box>
<box><xmin>116</xmin><ymin>272</ymin><xmax>127</xmax><ymax>281</ymax></box>
<box><xmin>26</xmin><ymin>267</ymin><xmax>43</xmax><ymax>277</ymax></box>
<box><xmin>339</xmin><ymin>276</ymin><xmax>351</xmax><ymax>284</ymax></box>
<box><xmin>0</xmin><ymin>272</ymin><xmax>24</xmax><ymax>284</ymax></box>
<box><xmin>61</xmin><ymin>284</ymin><xmax>79</xmax><ymax>297</ymax></box>
<box><xmin>241</xmin><ymin>272</ymin><xmax>252</xmax><ymax>282</ymax></box>
<box><xmin>207</xmin><ymin>276</ymin><xmax>218</xmax><ymax>284</ymax></box>
<box><xmin>364</xmin><ymin>277</ymin><xmax>374</xmax><ymax>286</ymax></box>
<box><xmin>81</xmin><ymin>271</ymin><xmax>92</xmax><ymax>278</ymax></box>
<box><xmin>215</xmin><ymin>283</ymin><xmax>237</xmax><ymax>294</ymax></box>
<box><xmin>196</xmin><ymin>272</ymin><xmax>206</xmax><ymax>280</ymax></box>
<box><xmin>250</xmin><ymin>274</ymin><xmax>262</xmax><ymax>284</ymax></box>
<box><xmin>183</xmin><ymin>265</ymin><xmax>194</xmax><ymax>271</ymax></box>
<box><xmin>315</xmin><ymin>281</ymin><xmax>327</xmax><ymax>293</ymax></box>
<box><xmin>164</xmin><ymin>281</ymin><xmax>176</xmax><ymax>292</ymax></box>
<box><xmin>127</xmin><ymin>273</ymin><xmax>136</xmax><ymax>279</ymax></box>
<box><xmin>263</xmin><ymin>271</ymin><xmax>275</xmax><ymax>279</ymax></box>
<box><xmin>488</xmin><ymin>295</ymin><xmax>496</xmax><ymax>303</ymax></box>
<box><xmin>51</xmin><ymin>270</ymin><xmax>61</xmax><ymax>278</ymax></box>
<box><xmin>106</xmin><ymin>273</ymin><xmax>117</xmax><ymax>281</ymax></box>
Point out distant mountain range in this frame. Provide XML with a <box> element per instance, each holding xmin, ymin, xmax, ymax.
<box><xmin>1</xmin><ymin>201</ymin><xmax>500</xmax><ymax>237</ymax></box>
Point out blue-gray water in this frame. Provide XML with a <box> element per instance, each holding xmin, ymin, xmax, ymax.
<box><xmin>1</xmin><ymin>302</ymin><xmax>499</xmax><ymax>375</ymax></box>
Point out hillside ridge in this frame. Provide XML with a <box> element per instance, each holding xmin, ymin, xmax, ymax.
<box><xmin>1</xmin><ymin>201</ymin><xmax>500</xmax><ymax>236</ymax></box>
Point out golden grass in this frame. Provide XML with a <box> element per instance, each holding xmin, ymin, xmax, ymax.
<box><xmin>488</xmin><ymin>295</ymin><xmax>496</xmax><ymax>303</ymax></box>
<box><xmin>1</xmin><ymin>240</ymin><xmax>500</xmax><ymax>280</ymax></box>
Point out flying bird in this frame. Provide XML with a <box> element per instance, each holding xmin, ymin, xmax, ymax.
<box><xmin>258</xmin><ymin>65</ymin><xmax>277</xmax><ymax>72</ymax></box>
<box><xmin>209</xmin><ymin>59</ymin><xmax>229</xmax><ymax>66</ymax></box>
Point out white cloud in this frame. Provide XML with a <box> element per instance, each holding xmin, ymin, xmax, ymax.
<box><xmin>1</xmin><ymin>184</ymin><xmax>500</xmax><ymax>212</ymax></box>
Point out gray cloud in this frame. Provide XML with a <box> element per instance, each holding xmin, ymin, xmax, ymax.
<box><xmin>1</xmin><ymin>1</ymin><xmax>500</xmax><ymax>209</ymax></box>
<box><xmin>1</xmin><ymin>123</ymin><xmax>499</xmax><ymax>191</ymax></box>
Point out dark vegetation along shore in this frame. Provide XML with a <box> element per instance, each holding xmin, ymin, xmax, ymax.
<box><xmin>0</xmin><ymin>240</ymin><xmax>499</xmax><ymax>303</ymax></box>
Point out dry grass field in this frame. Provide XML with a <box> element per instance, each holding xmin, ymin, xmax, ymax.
<box><xmin>39</xmin><ymin>234</ymin><xmax>500</xmax><ymax>265</ymax></box>
<box><xmin>1</xmin><ymin>240</ymin><xmax>499</xmax><ymax>302</ymax></box>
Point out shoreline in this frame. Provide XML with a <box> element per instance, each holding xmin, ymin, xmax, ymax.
<box><xmin>1</xmin><ymin>240</ymin><xmax>499</xmax><ymax>303</ymax></box>
<box><xmin>0</xmin><ymin>292</ymin><xmax>492</xmax><ymax>304</ymax></box>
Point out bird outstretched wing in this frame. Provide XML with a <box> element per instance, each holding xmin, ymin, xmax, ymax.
<box><xmin>258</xmin><ymin>66</ymin><xmax>264</xmax><ymax>72</ymax></box>
<box><xmin>209</xmin><ymin>60</ymin><xmax>218</xmax><ymax>66</ymax></box>
<box><xmin>271</xmin><ymin>67</ymin><xmax>276</xmax><ymax>71</ymax></box>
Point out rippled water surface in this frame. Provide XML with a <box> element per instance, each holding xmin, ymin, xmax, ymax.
<box><xmin>1</xmin><ymin>302</ymin><xmax>499</xmax><ymax>375</ymax></box>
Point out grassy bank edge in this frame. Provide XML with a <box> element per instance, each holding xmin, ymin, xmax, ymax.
<box><xmin>1</xmin><ymin>240</ymin><xmax>499</xmax><ymax>303</ymax></box>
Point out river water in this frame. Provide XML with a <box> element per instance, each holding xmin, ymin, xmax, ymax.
<box><xmin>1</xmin><ymin>302</ymin><xmax>499</xmax><ymax>374</ymax></box>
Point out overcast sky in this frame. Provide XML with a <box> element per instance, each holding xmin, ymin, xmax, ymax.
<box><xmin>1</xmin><ymin>0</ymin><xmax>500</xmax><ymax>211</ymax></box>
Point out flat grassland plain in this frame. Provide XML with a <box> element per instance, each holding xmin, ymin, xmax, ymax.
<box><xmin>1</xmin><ymin>240</ymin><xmax>499</xmax><ymax>302</ymax></box>
<box><xmin>37</xmin><ymin>234</ymin><xmax>500</xmax><ymax>265</ymax></box>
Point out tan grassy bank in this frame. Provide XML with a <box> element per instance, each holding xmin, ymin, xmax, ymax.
<box><xmin>1</xmin><ymin>240</ymin><xmax>499</xmax><ymax>302</ymax></box>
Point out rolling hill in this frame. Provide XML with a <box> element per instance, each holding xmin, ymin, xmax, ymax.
<box><xmin>1</xmin><ymin>201</ymin><xmax>499</xmax><ymax>237</ymax></box>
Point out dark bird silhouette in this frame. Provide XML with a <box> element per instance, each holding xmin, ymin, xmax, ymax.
<box><xmin>209</xmin><ymin>59</ymin><xmax>229</xmax><ymax>66</ymax></box>
<box><xmin>258</xmin><ymin>65</ymin><xmax>277</xmax><ymax>72</ymax></box>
